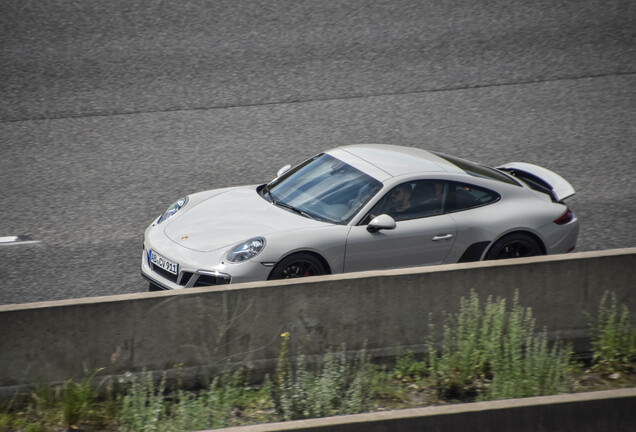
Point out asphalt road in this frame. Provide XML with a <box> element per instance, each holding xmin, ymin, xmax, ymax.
<box><xmin>1</xmin><ymin>0</ymin><xmax>635</xmax><ymax>305</ymax></box>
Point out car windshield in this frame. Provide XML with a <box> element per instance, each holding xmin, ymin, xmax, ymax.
<box><xmin>263</xmin><ymin>153</ymin><xmax>382</xmax><ymax>224</ymax></box>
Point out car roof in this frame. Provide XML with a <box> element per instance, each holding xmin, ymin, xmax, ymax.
<box><xmin>329</xmin><ymin>144</ymin><xmax>465</xmax><ymax>178</ymax></box>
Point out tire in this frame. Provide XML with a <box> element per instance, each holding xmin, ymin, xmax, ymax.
<box><xmin>268</xmin><ymin>253</ymin><xmax>328</xmax><ymax>280</ymax></box>
<box><xmin>485</xmin><ymin>233</ymin><xmax>543</xmax><ymax>260</ymax></box>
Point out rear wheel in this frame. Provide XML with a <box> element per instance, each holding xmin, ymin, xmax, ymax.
<box><xmin>268</xmin><ymin>253</ymin><xmax>327</xmax><ymax>280</ymax></box>
<box><xmin>485</xmin><ymin>233</ymin><xmax>543</xmax><ymax>260</ymax></box>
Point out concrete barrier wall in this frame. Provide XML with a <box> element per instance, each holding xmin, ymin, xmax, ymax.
<box><xmin>1</xmin><ymin>248</ymin><xmax>635</xmax><ymax>396</ymax></box>
<box><xmin>209</xmin><ymin>388</ymin><xmax>636</xmax><ymax>432</ymax></box>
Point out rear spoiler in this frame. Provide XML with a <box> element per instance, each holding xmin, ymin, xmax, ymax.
<box><xmin>497</xmin><ymin>162</ymin><xmax>576</xmax><ymax>202</ymax></box>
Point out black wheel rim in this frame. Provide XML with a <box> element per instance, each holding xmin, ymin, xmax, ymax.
<box><xmin>278</xmin><ymin>259</ymin><xmax>322</xmax><ymax>278</ymax></box>
<box><xmin>493</xmin><ymin>240</ymin><xmax>538</xmax><ymax>259</ymax></box>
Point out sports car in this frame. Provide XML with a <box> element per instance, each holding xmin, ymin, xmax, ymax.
<box><xmin>141</xmin><ymin>144</ymin><xmax>579</xmax><ymax>290</ymax></box>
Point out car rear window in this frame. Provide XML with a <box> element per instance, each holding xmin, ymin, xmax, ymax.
<box><xmin>432</xmin><ymin>152</ymin><xmax>520</xmax><ymax>186</ymax></box>
<box><xmin>445</xmin><ymin>182</ymin><xmax>501</xmax><ymax>212</ymax></box>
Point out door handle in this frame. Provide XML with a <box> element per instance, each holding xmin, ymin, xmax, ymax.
<box><xmin>432</xmin><ymin>234</ymin><xmax>453</xmax><ymax>241</ymax></box>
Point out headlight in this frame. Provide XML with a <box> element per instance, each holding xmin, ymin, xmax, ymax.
<box><xmin>227</xmin><ymin>237</ymin><xmax>266</xmax><ymax>263</ymax></box>
<box><xmin>157</xmin><ymin>197</ymin><xmax>188</xmax><ymax>224</ymax></box>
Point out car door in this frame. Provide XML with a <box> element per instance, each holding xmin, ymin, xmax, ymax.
<box><xmin>344</xmin><ymin>180</ymin><xmax>458</xmax><ymax>273</ymax></box>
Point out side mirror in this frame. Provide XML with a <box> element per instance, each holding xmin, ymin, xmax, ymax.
<box><xmin>367</xmin><ymin>214</ymin><xmax>397</xmax><ymax>233</ymax></box>
<box><xmin>276</xmin><ymin>164</ymin><xmax>292</xmax><ymax>178</ymax></box>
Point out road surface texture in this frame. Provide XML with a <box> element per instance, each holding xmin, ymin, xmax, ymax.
<box><xmin>1</xmin><ymin>0</ymin><xmax>635</xmax><ymax>304</ymax></box>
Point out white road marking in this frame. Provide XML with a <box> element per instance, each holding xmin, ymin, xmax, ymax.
<box><xmin>0</xmin><ymin>235</ymin><xmax>41</xmax><ymax>246</ymax></box>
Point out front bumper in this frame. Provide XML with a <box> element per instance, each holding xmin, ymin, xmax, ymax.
<box><xmin>141</xmin><ymin>249</ymin><xmax>231</xmax><ymax>289</ymax></box>
<box><xmin>141</xmin><ymin>224</ymin><xmax>273</xmax><ymax>290</ymax></box>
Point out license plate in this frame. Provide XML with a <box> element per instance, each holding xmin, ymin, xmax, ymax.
<box><xmin>150</xmin><ymin>250</ymin><xmax>179</xmax><ymax>275</ymax></box>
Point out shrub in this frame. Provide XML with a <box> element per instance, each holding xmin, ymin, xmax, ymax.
<box><xmin>427</xmin><ymin>290</ymin><xmax>572</xmax><ymax>400</ymax></box>
<box><xmin>270</xmin><ymin>333</ymin><xmax>374</xmax><ymax>421</ymax></box>
<box><xmin>589</xmin><ymin>291</ymin><xmax>636</xmax><ymax>372</ymax></box>
<box><xmin>118</xmin><ymin>371</ymin><xmax>167</xmax><ymax>432</ymax></box>
<box><xmin>61</xmin><ymin>367</ymin><xmax>103</xmax><ymax>428</ymax></box>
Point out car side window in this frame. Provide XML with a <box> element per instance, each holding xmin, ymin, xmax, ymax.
<box><xmin>445</xmin><ymin>182</ymin><xmax>500</xmax><ymax>212</ymax></box>
<box><xmin>364</xmin><ymin>180</ymin><xmax>447</xmax><ymax>223</ymax></box>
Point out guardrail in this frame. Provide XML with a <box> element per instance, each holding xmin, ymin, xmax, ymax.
<box><xmin>1</xmin><ymin>248</ymin><xmax>635</xmax><ymax>399</ymax></box>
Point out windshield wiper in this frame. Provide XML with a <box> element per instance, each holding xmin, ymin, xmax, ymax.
<box><xmin>261</xmin><ymin>184</ymin><xmax>274</xmax><ymax>203</ymax></box>
<box><xmin>274</xmin><ymin>201</ymin><xmax>314</xmax><ymax>219</ymax></box>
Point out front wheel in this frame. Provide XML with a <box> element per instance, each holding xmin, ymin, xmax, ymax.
<box><xmin>485</xmin><ymin>233</ymin><xmax>543</xmax><ymax>260</ymax></box>
<box><xmin>268</xmin><ymin>253</ymin><xmax>327</xmax><ymax>280</ymax></box>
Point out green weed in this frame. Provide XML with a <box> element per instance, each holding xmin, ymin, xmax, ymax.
<box><xmin>61</xmin><ymin>366</ymin><xmax>103</xmax><ymax>428</ymax></box>
<box><xmin>589</xmin><ymin>291</ymin><xmax>636</xmax><ymax>372</ymax></box>
<box><xmin>427</xmin><ymin>290</ymin><xmax>572</xmax><ymax>400</ymax></box>
<box><xmin>270</xmin><ymin>333</ymin><xmax>374</xmax><ymax>421</ymax></box>
<box><xmin>118</xmin><ymin>371</ymin><xmax>167</xmax><ymax>432</ymax></box>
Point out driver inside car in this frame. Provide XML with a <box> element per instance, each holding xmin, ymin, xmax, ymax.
<box><xmin>387</xmin><ymin>184</ymin><xmax>413</xmax><ymax>219</ymax></box>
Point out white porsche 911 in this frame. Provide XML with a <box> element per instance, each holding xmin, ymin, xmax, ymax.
<box><xmin>141</xmin><ymin>144</ymin><xmax>579</xmax><ymax>290</ymax></box>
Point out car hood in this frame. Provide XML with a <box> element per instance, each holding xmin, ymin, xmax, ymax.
<box><xmin>163</xmin><ymin>186</ymin><xmax>323</xmax><ymax>252</ymax></box>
